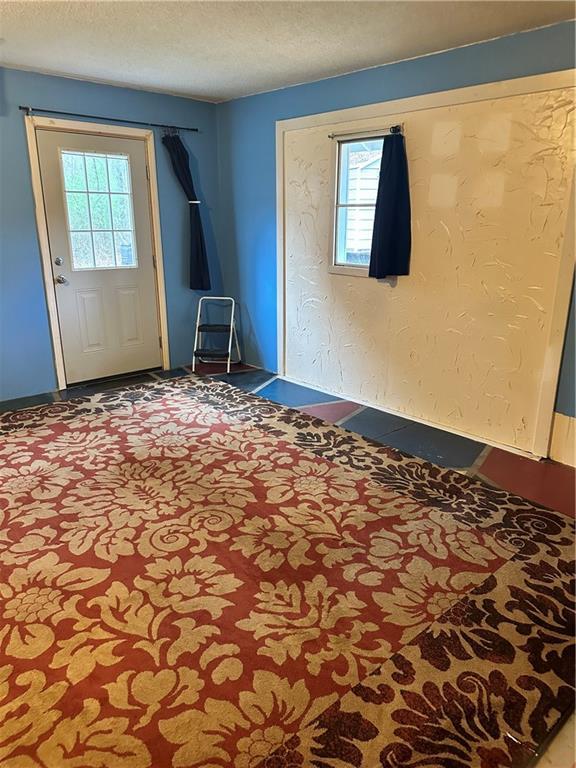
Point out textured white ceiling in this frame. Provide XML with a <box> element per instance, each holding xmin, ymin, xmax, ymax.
<box><xmin>0</xmin><ymin>1</ymin><xmax>574</xmax><ymax>102</ymax></box>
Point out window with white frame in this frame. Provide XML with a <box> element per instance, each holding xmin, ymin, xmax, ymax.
<box><xmin>333</xmin><ymin>137</ymin><xmax>383</xmax><ymax>269</ymax></box>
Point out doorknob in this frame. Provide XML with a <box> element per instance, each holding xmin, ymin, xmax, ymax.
<box><xmin>55</xmin><ymin>274</ymin><xmax>68</xmax><ymax>285</ymax></box>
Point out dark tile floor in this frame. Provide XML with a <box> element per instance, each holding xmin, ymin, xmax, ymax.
<box><xmin>0</xmin><ymin>392</ymin><xmax>54</xmax><ymax>413</ymax></box>
<box><xmin>216</xmin><ymin>368</ymin><xmax>277</xmax><ymax>392</ymax></box>
<box><xmin>382</xmin><ymin>421</ymin><xmax>486</xmax><ymax>469</ymax></box>
<box><xmin>343</xmin><ymin>406</ymin><xmax>416</xmax><ymax>442</ymax></box>
<box><xmin>1</xmin><ymin>365</ymin><xmax>574</xmax><ymax>518</ymax></box>
<box><xmin>254</xmin><ymin>378</ymin><xmax>342</xmax><ymax>407</ymax></box>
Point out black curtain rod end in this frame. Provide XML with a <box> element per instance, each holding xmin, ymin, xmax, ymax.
<box><xmin>390</xmin><ymin>125</ymin><xmax>402</xmax><ymax>134</ymax></box>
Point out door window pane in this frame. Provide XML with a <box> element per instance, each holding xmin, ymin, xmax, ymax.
<box><xmin>110</xmin><ymin>194</ymin><xmax>131</xmax><ymax>229</ymax></box>
<box><xmin>114</xmin><ymin>231</ymin><xmax>136</xmax><ymax>267</ymax></box>
<box><xmin>70</xmin><ymin>232</ymin><xmax>94</xmax><ymax>269</ymax></box>
<box><xmin>85</xmin><ymin>154</ymin><xmax>109</xmax><ymax>192</ymax></box>
<box><xmin>60</xmin><ymin>150</ymin><xmax>138</xmax><ymax>270</ymax></box>
<box><xmin>93</xmin><ymin>231</ymin><xmax>115</xmax><ymax>268</ymax></box>
<box><xmin>61</xmin><ymin>152</ymin><xmax>86</xmax><ymax>191</ymax></box>
<box><xmin>89</xmin><ymin>194</ymin><xmax>112</xmax><ymax>230</ymax></box>
<box><xmin>65</xmin><ymin>193</ymin><xmax>91</xmax><ymax>230</ymax></box>
<box><xmin>107</xmin><ymin>156</ymin><xmax>130</xmax><ymax>192</ymax></box>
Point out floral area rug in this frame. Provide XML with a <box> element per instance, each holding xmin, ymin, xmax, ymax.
<box><xmin>0</xmin><ymin>376</ymin><xmax>573</xmax><ymax>768</ymax></box>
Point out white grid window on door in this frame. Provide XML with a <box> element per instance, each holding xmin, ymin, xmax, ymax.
<box><xmin>60</xmin><ymin>150</ymin><xmax>138</xmax><ymax>270</ymax></box>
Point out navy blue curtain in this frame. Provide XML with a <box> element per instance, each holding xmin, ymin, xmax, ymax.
<box><xmin>368</xmin><ymin>132</ymin><xmax>411</xmax><ymax>279</ymax></box>
<box><xmin>162</xmin><ymin>134</ymin><xmax>211</xmax><ymax>291</ymax></box>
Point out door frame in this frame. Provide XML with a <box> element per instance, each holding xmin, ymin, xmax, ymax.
<box><xmin>25</xmin><ymin>115</ymin><xmax>170</xmax><ymax>389</ymax></box>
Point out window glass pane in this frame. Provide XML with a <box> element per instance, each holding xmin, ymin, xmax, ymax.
<box><xmin>110</xmin><ymin>194</ymin><xmax>131</xmax><ymax>229</ymax></box>
<box><xmin>335</xmin><ymin>205</ymin><xmax>374</xmax><ymax>266</ymax></box>
<box><xmin>61</xmin><ymin>152</ymin><xmax>86</xmax><ymax>191</ymax></box>
<box><xmin>338</xmin><ymin>138</ymin><xmax>383</xmax><ymax>205</ymax></box>
<box><xmin>70</xmin><ymin>232</ymin><xmax>94</xmax><ymax>269</ymax></box>
<box><xmin>335</xmin><ymin>206</ymin><xmax>348</xmax><ymax>266</ymax></box>
<box><xmin>334</xmin><ymin>137</ymin><xmax>382</xmax><ymax>268</ymax></box>
<box><xmin>65</xmin><ymin>192</ymin><xmax>90</xmax><ymax>230</ymax></box>
<box><xmin>85</xmin><ymin>154</ymin><xmax>109</xmax><ymax>192</ymax></box>
<box><xmin>114</xmin><ymin>231</ymin><xmax>137</xmax><ymax>267</ymax></box>
<box><xmin>107</xmin><ymin>156</ymin><xmax>130</xmax><ymax>192</ymax></box>
<box><xmin>93</xmin><ymin>231</ymin><xmax>116</xmax><ymax>268</ymax></box>
<box><xmin>89</xmin><ymin>193</ymin><xmax>112</xmax><ymax>229</ymax></box>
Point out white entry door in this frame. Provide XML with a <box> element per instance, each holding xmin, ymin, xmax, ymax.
<box><xmin>36</xmin><ymin>129</ymin><xmax>162</xmax><ymax>384</ymax></box>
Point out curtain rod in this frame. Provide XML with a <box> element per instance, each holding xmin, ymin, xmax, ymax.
<box><xmin>328</xmin><ymin>123</ymin><xmax>403</xmax><ymax>140</ymax></box>
<box><xmin>19</xmin><ymin>105</ymin><xmax>199</xmax><ymax>133</ymax></box>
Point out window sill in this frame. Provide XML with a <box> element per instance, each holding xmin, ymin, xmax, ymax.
<box><xmin>328</xmin><ymin>264</ymin><xmax>370</xmax><ymax>277</ymax></box>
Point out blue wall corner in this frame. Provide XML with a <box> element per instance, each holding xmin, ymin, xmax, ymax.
<box><xmin>217</xmin><ymin>21</ymin><xmax>576</xmax><ymax>415</ymax></box>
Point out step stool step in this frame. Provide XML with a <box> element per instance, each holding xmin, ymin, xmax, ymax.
<box><xmin>198</xmin><ymin>324</ymin><xmax>232</xmax><ymax>333</ymax></box>
<box><xmin>193</xmin><ymin>349</ymin><xmax>230</xmax><ymax>359</ymax></box>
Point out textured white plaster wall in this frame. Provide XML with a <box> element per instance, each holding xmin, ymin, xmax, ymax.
<box><xmin>284</xmin><ymin>88</ymin><xmax>574</xmax><ymax>453</ymax></box>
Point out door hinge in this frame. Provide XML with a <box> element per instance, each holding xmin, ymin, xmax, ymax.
<box><xmin>159</xmin><ymin>335</ymin><xmax>163</xmax><ymax>349</ymax></box>
<box><xmin>152</xmin><ymin>253</ymin><xmax>157</xmax><ymax>269</ymax></box>
<box><xmin>145</xmin><ymin>164</ymin><xmax>150</xmax><ymax>181</ymax></box>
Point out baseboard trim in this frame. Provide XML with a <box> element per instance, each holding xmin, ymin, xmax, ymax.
<box><xmin>549</xmin><ymin>412</ymin><xmax>576</xmax><ymax>467</ymax></box>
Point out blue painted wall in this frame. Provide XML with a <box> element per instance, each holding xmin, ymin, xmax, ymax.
<box><xmin>0</xmin><ymin>67</ymin><xmax>220</xmax><ymax>401</ymax></box>
<box><xmin>217</xmin><ymin>21</ymin><xmax>575</xmax><ymax>417</ymax></box>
